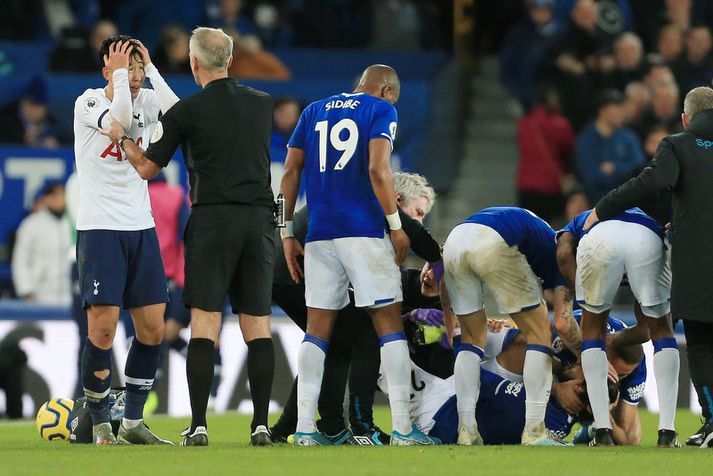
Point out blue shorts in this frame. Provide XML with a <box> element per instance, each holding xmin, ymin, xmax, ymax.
<box><xmin>77</xmin><ymin>229</ymin><xmax>168</xmax><ymax>309</ymax></box>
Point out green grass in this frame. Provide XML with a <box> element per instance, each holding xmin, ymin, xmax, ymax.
<box><xmin>1</xmin><ymin>409</ymin><xmax>710</xmax><ymax>476</ymax></box>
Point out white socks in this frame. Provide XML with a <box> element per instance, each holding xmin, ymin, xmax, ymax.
<box><xmin>581</xmin><ymin>342</ymin><xmax>611</xmax><ymax>430</ymax></box>
<box><xmin>653</xmin><ymin>339</ymin><xmax>679</xmax><ymax>431</ymax></box>
<box><xmin>454</xmin><ymin>344</ymin><xmax>483</xmax><ymax>433</ymax></box>
<box><xmin>523</xmin><ymin>346</ymin><xmax>553</xmax><ymax>432</ymax></box>
<box><xmin>379</xmin><ymin>333</ymin><xmax>412</xmax><ymax>435</ymax></box>
<box><xmin>296</xmin><ymin>335</ymin><xmax>328</xmax><ymax>434</ymax></box>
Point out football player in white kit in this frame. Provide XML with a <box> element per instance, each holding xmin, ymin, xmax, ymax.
<box><xmin>73</xmin><ymin>37</ymin><xmax>179</xmax><ymax>445</ymax></box>
<box><xmin>556</xmin><ymin>208</ymin><xmax>680</xmax><ymax>447</ymax></box>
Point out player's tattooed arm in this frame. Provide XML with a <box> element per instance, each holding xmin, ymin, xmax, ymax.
<box><xmin>553</xmin><ymin>285</ymin><xmax>581</xmax><ymax>355</ymax></box>
<box><xmin>555</xmin><ymin>232</ymin><xmax>577</xmax><ymax>288</ymax></box>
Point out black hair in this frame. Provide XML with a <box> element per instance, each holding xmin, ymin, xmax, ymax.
<box><xmin>611</xmin><ymin>340</ymin><xmax>645</xmax><ymax>366</ymax></box>
<box><xmin>573</xmin><ymin>379</ymin><xmax>620</xmax><ymax>424</ymax></box>
<box><xmin>99</xmin><ymin>35</ymin><xmax>141</xmax><ymax>65</ymax></box>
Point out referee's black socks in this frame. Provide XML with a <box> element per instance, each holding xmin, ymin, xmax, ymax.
<box><xmin>186</xmin><ymin>338</ymin><xmax>215</xmax><ymax>431</ymax></box>
<box><xmin>247</xmin><ymin>338</ymin><xmax>275</xmax><ymax>432</ymax></box>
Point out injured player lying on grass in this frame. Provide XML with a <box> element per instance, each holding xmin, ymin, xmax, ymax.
<box><xmin>378</xmin><ymin>309</ymin><xmax>645</xmax><ymax>445</ymax></box>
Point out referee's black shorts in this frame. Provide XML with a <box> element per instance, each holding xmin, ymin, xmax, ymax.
<box><xmin>183</xmin><ymin>203</ymin><xmax>274</xmax><ymax>316</ymax></box>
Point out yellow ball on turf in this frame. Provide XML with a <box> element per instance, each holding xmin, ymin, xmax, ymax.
<box><xmin>36</xmin><ymin>398</ymin><xmax>74</xmax><ymax>442</ymax></box>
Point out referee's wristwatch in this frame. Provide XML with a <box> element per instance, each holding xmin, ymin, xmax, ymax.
<box><xmin>119</xmin><ymin>135</ymin><xmax>133</xmax><ymax>151</ymax></box>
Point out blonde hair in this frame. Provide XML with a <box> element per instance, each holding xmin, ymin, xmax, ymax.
<box><xmin>189</xmin><ymin>27</ymin><xmax>233</xmax><ymax>71</ymax></box>
<box><xmin>393</xmin><ymin>172</ymin><xmax>436</xmax><ymax>215</ymax></box>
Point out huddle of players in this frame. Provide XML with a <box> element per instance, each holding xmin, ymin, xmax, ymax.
<box><xmin>73</xmin><ymin>32</ymin><xmax>677</xmax><ymax>447</ymax></box>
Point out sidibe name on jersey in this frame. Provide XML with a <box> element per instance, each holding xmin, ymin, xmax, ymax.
<box><xmin>324</xmin><ymin>99</ymin><xmax>361</xmax><ymax>111</ymax></box>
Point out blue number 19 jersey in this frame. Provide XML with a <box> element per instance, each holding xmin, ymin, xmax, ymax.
<box><xmin>288</xmin><ymin>92</ymin><xmax>398</xmax><ymax>243</ymax></box>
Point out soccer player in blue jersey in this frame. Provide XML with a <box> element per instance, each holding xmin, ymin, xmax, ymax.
<box><xmin>442</xmin><ymin>207</ymin><xmax>579</xmax><ymax>445</ymax></box>
<box><xmin>556</xmin><ymin>208</ymin><xmax>680</xmax><ymax>447</ymax></box>
<box><xmin>279</xmin><ymin>65</ymin><xmax>439</xmax><ymax>446</ymax></box>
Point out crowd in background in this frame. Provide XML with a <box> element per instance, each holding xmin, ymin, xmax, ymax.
<box><xmin>501</xmin><ymin>0</ymin><xmax>713</xmax><ymax>224</ymax></box>
<box><xmin>1</xmin><ymin>0</ymin><xmax>450</xmax><ymax>51</ymax></box>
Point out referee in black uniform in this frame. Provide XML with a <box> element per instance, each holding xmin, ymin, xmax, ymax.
<box><xmin>584</xmin><ymin>86</ymin><xmax>713</xmax><ymax>448</ymax></box>
<box><xmin>100</xmin><ymin>26</ymin><xmax>275</xmax><ymax>447</ymax></box>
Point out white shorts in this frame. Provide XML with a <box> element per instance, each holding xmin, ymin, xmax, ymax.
<box><xmin>304</xmin><ymin>234</ymin><xmax>402</xmax><ymax>310</ymax></box>
<box><xmin>576</xmin><ymin>221</ymin><xmax>671</xmax><ymax>318</ymax></box>
<box><xmin>443</xmin><ymin>223</ymin><xmax>543</xmax><ymax>316</ymax></box>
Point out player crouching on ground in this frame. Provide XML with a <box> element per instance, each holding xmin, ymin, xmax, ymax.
<box><xmin>484</xmin><ymin>310</ymin><xmax>647</xmax><ymax>445</ymax></box>
<box><xmin>442</xmin><ymin>207</ymin><xmax>579</xmax><ymax>446</ymax></box>
<box><xmin>556</xmin><ymin>208</ymin><xmax>680</xmax><ymax>447</ymax></box>
<box><xmin>74</xmin><ymin>36</ymin><xmax>179</xmax><ymax>445</ymax></box>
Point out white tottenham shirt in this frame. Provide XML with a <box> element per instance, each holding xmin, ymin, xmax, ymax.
<box><xmin>377</xmin><ymin>362</ymin><xmax>454</xmax><ymax>434</ymax></box>
<box><xmin>73</xmin><ymin>65</ymin><xmax>179</xmax><ymax>231</ymax></box>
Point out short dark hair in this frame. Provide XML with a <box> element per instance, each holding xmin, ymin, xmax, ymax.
<box><xmin>611</xmin><ymin>340</ymin><xmax>644</xmax><ymax>365</ymax></box>
<box><xmin>99</xmin><ymin>35</ymin><xmax>141</xmax><ymax>65</ymax></box>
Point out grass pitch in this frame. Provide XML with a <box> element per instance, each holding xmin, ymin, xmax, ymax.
<box><xmin>1</xmin><ymin>408</ymin><xmax>710</xmax><ymax>476</ymax></box>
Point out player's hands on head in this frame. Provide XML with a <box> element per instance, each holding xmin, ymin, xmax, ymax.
<box><xmin>552</xmin><ymin>378</ymin><xmax>587</xmax><ymax>415</ymax></box>
<box><xmin>98</xmin><ymin>118</ymin><xmax>126</xmax><ymax>143</ymax></box>
<box><xmin>134</xmin><ymin>40</ymin><xmax>152</xmax><ymax>66</ymax></box>
<box><xmin>104</xmin><ymin>40</ymin><xmax>133</xmax><ymax>73</ymax></box>
<box><xmin>283</xmin><ymin>237</ymin><xmax>305</xmax><ymax>284</ymax></box>
<box><xmin>390</xmin><ymin>228</ymin><xmax>410</xmax><ymax>265</ymax></box>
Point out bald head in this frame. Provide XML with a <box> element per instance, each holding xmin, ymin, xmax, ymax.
<box><xmin>355</xmin><ymin>64</ymin><xmax>400</xmax><ymax>104</ymax></box>
<box><xmin>684</xmin><ymin>87</ymin><xmax>713</xmax><ymax>122</ymax></box>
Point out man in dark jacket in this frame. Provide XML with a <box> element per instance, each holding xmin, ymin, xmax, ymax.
<box><xmin>584</xmin><ymin>86</ymin><xmax>713</xmax><ymax>448</ymax></box>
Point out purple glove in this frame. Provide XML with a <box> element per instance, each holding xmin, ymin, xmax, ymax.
<box><xmin>411</xmin><ymin>308</ymin><xmax>445</xmax><ymax>327</ymax></box>
<box><xmin>440</xmin><ymin>332</ymin><xmax>452</xmax><ymax>350</ymax></box>
<box><xmin>431</xmin><ymin>260</ymin><xmax>444</xmax><ymax>284</ymax></box>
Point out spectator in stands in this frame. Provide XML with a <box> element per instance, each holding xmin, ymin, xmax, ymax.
<box><xmin>671</xmin><ymin>25</ymin><xmax>713</xmax><ymax>91</ymax></box>
<box><xmin>214</xmin><ymin>0</ymin><xmax>258</xmax><ymax>36</ymax></box>
<box><xmin>643</xmin><ymin>124</ymin><xmax>670</xmax><ymax>160</ymax></box>
<box><xmin>623</xmin><ymin>81</ymin><xmax>651</xmax><ymax>127</ymax></box>
<box><xmin>554</xmin><ymin>0</ymin><xmax>634</xmax><ymax>39</ymax></box>
<box><xmin>656</xmin><ymin>24</ymin><xmax>685</xmax><ymax>62</ymax></box>
<box><xmin>564</xmin><ymin>186</ymin><xmax>591</xmax><ymax>221</ymax></box>
<box><xmin>0</xmin><ymin>77</ymin><xmax>59</xmax><ymax>148</ymax></box>
<box><xmin>227</xmin><ymin>32</ymin><xmax>291</xmax><ymax>80</ymax></box>
<box><xmin>541</xmin><ymin>0</ymin><xmax>610</xmax><ymax>130</ymax></box>
<box><xmin>11</xmin><ymin>183</ymin><xmax>72</xmax><ymax>306</ymax></box>
<box><xmin>643</xmin><ymin>59</ymin><xmax>676</xmax><ymax>89</ymax></box>
<box><xmin>639</xmin><ymin>81</ymin><xmax>683</xmax><ymax>136</ymax></box>
<box><xmin>599</xmin><ymin>32</ymin><xmax>646</xmax><ymax>91</ymax></box>
<box><xmin>270</xmin><ymin>96</ymin><xmax>301</xmax><ymax>165</ymax></box>
<box><xmin>500</xmin><ymin>0</ymin><xmax>560</xmax><ymax>110</ymax></box>
<box><xmin>575</xmin><ymin>89</ymin><xmax>646</xmax><ymax>203</ymax></box>
<box><xmin>153</xmin><ymin>24</ymin><xmax>191</xmax><ymax>75</ymax></box>
<box><xmin>636</xmin><ymin>0</ymin><xmax>692</xmax><ymax>50</ymax></box>
<box><xmin>516</xmin><ymin>84</ymin><xmax>576</xmax><ymax>222</ymax></box>
<box><xmin>370</xmin><ymin>0</ymin><xmax>422</xmax><ymax>50</ymax></box>
<box><xmin>50</xmin><ymin>19</ymin><xmax>118</xmax><ymax>72</ymax></box>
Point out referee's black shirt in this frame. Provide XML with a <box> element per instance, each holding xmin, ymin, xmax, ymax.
<box><xmin>145</xmin><ymin>77</ymin><xmax>274</xmax><ymax>209</ymax></box>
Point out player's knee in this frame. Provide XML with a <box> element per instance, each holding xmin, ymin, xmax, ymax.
<box><xmin>138</xmin><ymin>321</ymin><xmax>166</xmax><ymax>345</ymax></box>
<box><xmin>640</xmin><ymin>302</ymin><xmax>670</xmax><ymax>319</ymax></box>
<box><xmin>88</xmin><ymin>326</ymin><xmax>115</xmax><ymax>349</ymax></box>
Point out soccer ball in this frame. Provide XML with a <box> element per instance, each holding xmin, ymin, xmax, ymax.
<box><xmin>36</xmin><ymin>398</ymin><xmax>74</xmax><ymax>441</ymax></box>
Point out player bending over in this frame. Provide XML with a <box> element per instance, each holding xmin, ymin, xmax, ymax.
<box><xmin>556</xmin><ymin>208</ymin><xmax>680</xmax><ymax>447</ymax></box>
<box><xmin>74</xmin><ymin>36</ymin><xmax>178</xmax><ymax>445</ymax></box>
<box><xmin>442</xmin><ymin>207</ymin><xmax>578</xmax><ymax>446</ymax></box>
